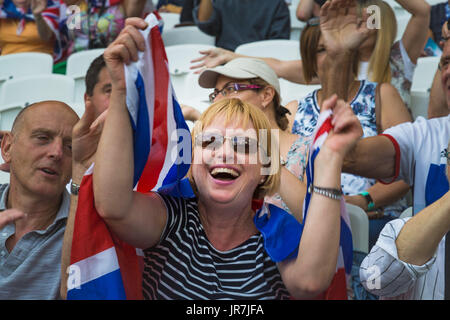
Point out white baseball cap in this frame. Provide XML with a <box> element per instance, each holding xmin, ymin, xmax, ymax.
<box><xmin>198</xmin><ymin>57</ymin><xmax>280</xmax><ymax>95</ymax></box>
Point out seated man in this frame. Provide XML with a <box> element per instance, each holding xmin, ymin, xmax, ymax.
<box><xmin>345</xmin><ymin>41</ymin><xmax>450</xmax><ymax>299</ymax></box>
<box><xmin>193</xmin><ymin>0</ymin><xmax>290</xmax><ymax>51</ymax></box>
<box><xmin>60</xmin><ymin>54</ymin><xmax>111</xmax><ymax>299</ymax></box>
<box><xmin>0</xmin><ymin>101</ymin><xmax>79</xmax><ymax>299</ymax></box>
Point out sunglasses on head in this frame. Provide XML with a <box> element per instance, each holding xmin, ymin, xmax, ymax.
<box><xmin>195</xmin><ymin>132</ymin><xmax>259</xmax><ymax>154</ymax></box>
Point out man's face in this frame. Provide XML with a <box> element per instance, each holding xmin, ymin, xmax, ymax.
<box><xmin>3</xmin><ymin>102</ymin><xmax>78</xmax><ymax>199</ymax></box>
<box><xmin>85</xmin><ymin>67</ymin><xmax>111</xmax><ymax>118</ymax></box>
<box><xmin>439</xmin><ymin>42</ymin><xmax>450</xmax><ymax>111</ymax></box>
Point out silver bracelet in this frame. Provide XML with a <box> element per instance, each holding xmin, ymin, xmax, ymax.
<box><xmin>308</xmin><ymin>185</ymin><xmax>343</xmax><ymax>200</ymax></box>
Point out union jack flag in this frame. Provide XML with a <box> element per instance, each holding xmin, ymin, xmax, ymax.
<box><xmin>67</xmin><ymin>13</ymin><xmax>190</xmax><ymax>300</ymax></box>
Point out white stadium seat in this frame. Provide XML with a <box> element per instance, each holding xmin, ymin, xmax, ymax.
<box><xmin>347</xmin><ymin>203</ymin><xmax>369</xmax><ymax>254</ymax></box>
<box><xmin>399</xmin><ymin>206</ymin><xmax>413</xmax><ymax>219</ymax></box>
<box><xmin>159</xmin><ymin>12</ymin><xmax>181</xmax><ymax>30</ymax></box>
<box><xmin>162</xmin><ymin>26</ymin><xmax>215</xmax><ymax>47</ymax></box>
<box><xmin>0</xmin><ymin>52</ymin><xmax>53</xmax><ymax>97</ymax></box>
<box><xmin>66</xmin><ymin>48</ymin><xmax>105</xmax><ymax>103</ymax></box>
<box><xmin>165</xmin><ymin>44</ymin><xmax>215</xmax><ymax>103</ymax></box>
<box><xmin>0</xmin><ymin>74</ymin><xmax>75</xmax><ymax>122</ymax></box>
<box><xmin>279</xmin><ymin>79</ymin><xmax>320</xmax><ymax>105</ymax></box>
<box><xmin>409</xmin><ymin>56</ymin><xmax>440</xmax><ymax>119</ymax></box>
<box><xmin>235</xmin><ymin>39</ymin><xmax>301</xmax><ymax>61</ymax></box>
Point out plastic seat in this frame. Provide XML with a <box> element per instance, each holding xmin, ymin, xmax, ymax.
<box><xmin>235</xmin><ymin>40</ymin><xmax>301</xmax><ymax>61</ymax></box>
<box><xmin>159</xmin><ymin>12</ymin><xmax>181</xmax><ymax>30</ymax></box>
<box><xmin>279</xmin><ymin>79</ymin><xmax>320</xmax><ymax>104</ymax></box>
<box><xmin>0</xmin><ymin>52</ymin><xmax>53</xmax><ymax>96</ymax></box>
<box><xmin>346</xmin><ymin>203</ymin><xmax>369</xmax><ymax>254</ymax></box>
<box><xmin>0</xmin><ymin>74</ymin><xmax>75</xmax><ymax>109</ymax></box>
<box><xmin>66</xmin><ymin>49</ymin><xmax>105</xmax><ymax>103</ymax></box>
<box><xmin>399</xmin><ymin>206</ymin><xmax>413</xmax><ymax>219</ymax></box>
<box><xmin>165</xmin><ymin>44</ymin><xmax>215</xmax><ymax>100</ymax></box>
<box><xmin>411</xmin><ymin>56</ymin><xmax>440</xmax><ymax>92</ymax></box>
<box><xmin>162</xmin><ymin>26</ymin><xmax>215</xmax><ymax>46</ymax></box>
<box><xmin>410</xmin><ymin>90</ymin><xmax>430</xmax><ymax>120</ymax></box>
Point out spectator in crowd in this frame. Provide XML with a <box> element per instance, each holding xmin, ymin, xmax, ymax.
<box><xmin>193</xmin><ymin>0</ymin><xmax>290</xmax><ymax>51</ymax></box>
<box><xmin>55</xmin><ymin>0</ymin><xmax>146</xmax><ymax>73</ymax></box>
<box><xmin>87</xmin><ymin>17</ymin><xmax>363</xmax><ymax>299</ymax></box>
<box><xmin>197</xmin><ymin>57</ymin><xmax>307</xmax><ymax>220</ymax></box>
<box><xmin>360</xmin><ymin>142</ymin><xmax>449</xmax><ymax>299</ymax></box>
<box><xmin>191</xmin><ymin>0</ymin><xmax>430</xmax><ymax>108</ymax></box>
<box><xmin>293</xmin><ymin>0</ymin><xmax>412</xmax><ymax>250</ymax></box>
<box><xmin>0</xmin><ymin>100</ymin><xmax>79</xmax><ymax>299</ymax></box>
<box><xmin>0</xmin><ymin>0</ymin><xmax>62</xmax><ymax>59</ymax></box>
<box><xmin>59</xmin><ymin>54</ymin><xmax>110</xmax><ymax>298</ymax></box>
<box><xmin>340</xmin><ymin>40</ymin><xmax>450</xmax><ymax>300</ymax></box>
<box><xmin>83</xmin><ymin>54</ymin><xmax>111</xmax><ymax>118</ymax></box>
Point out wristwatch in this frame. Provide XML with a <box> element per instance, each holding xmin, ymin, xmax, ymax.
<box><xmin>70</xmin><ymin>181</ymin><xmax>80</xmax><ymax>195</ymax></box>
<box><xmin>359</xmin><ymin>191</ymin><xmax>375</xmax><ymax>211</ymax></box>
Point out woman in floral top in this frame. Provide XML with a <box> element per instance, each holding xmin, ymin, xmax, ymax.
<box><xmin>293</xmin><ymin>2</ymin><xmax>413</xmax><ymax>250</ymax></box>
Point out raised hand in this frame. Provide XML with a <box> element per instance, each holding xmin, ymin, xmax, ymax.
<box><xmin>71</xmin><ymin>100</ymin><xmax>107</xmax><ymax>181</ymax></box>
<box><xmin>320</xmin><ymin>94</ymin><xmax>363</xmax><ymax>159</ymax></box>
<box><xmin>190</xmin><ymin>47</ymin><xmax>235</xmax><ymax>73</ymax></box>
<box><xmin>31</xmin><ymin>0</ymin><xmax>48</xmax><ymax>16</ymax></box>
<box><xmin>320</xmin><ymin>0</ymin><xmax>370</xmax><ymax>55</ymax></box>
<box><xmin>103</xmin><ymin>17</ymin><xmax>147</xmax><ymax>92</ymax></box>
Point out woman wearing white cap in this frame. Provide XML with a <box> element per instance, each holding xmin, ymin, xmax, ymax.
<box><xmin>197</xmin><ymin>57</ymin><xmax>309</xmax><ymax>221</ymax></box>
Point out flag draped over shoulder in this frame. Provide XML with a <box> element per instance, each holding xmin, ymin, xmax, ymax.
<box><xmin>303</xmin><ymin>110</ymin><xmax>353</xmax><ymax>300</ymax></box>
<box><xmin>67</xmin><ymin>13</ymin><xmax>190</xmax><ymax>300</ymax></box>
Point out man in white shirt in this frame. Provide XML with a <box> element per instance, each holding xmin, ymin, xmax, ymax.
<box><xmin>343</xmin><ymin>40</ymin><xmax>450</xmax><ymax>299</ymax></box>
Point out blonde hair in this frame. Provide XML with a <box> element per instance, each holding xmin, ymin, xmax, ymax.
<box><xmin>360</xmin><ymin>0</ymin><xmax>397</xmax><ymax>83</ymax></box>
<box><xmin>188</xmin><ymin>98</ymin><xmax>280</xmax><ymax>199</ymax></box>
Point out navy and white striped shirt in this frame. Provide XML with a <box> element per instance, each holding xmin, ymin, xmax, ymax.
<box><xmin>142</xmin><ymin>194</ymin><xmax>290</xmax><ymax>300</ymax></box>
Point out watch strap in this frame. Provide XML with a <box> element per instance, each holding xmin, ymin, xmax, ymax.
<box><xmin>359</xmin><ymin>191</ymin><xmax>375</xmax><ymax>211</ymax></box>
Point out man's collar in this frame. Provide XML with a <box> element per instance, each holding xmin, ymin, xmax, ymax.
<box><xmin>0</xmin><ymin>184</ymin><xmax>70</xmax><ymax>224</ymax></box>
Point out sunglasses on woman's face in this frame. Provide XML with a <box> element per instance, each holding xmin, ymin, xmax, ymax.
<box><xmin>195</xmin><ymin>132</ymin><xmax>259</xmax><ymax>155</ymax></box>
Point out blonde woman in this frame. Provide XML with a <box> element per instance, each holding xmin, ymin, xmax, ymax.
<box><xmin>190</xmin><ymin>0</ymin><xmax>430</xmax><ymax>107</ymax></box>
<box><xmin>90</xmin><ymin>17</ymin><xmax>364</xmax><ymax>299</ymax></box>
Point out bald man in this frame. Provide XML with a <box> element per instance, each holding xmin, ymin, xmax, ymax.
<box><xmin>0</xmin><ymin>101</ymin><xmax>79</xmax><ymax>300</ymax></box>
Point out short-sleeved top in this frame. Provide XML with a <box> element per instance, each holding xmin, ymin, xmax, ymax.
<box><xmin>360</xmin><ymin>115</ymin><xmax>450</xmax><ymax>300</ymax></box>
<box><xmin>0</xmin><ymin>184</ymin><xmax>70</xmax><ymax>300</ymax></box>
<box><xmin>193</xmin><ymin>0</ymin><xmax>290</xmax><ymax>51</ymax></box>
<box><xmin>0</xmin><ymin>19</ymin><xmax>54</xmax><ymax>56</ymax></box>
<box><xmin>383</xmin><ymin>115</ymin><xmax>450</xmax><ymax>214</ymax></box>
<box><xmin>292</xmin><ymin>80</ymin><xmax>378</xmax><ymax>196</ymax></box>
<box><xmin>142</xmin><ymin>193</ymin><xmax>291</xmax><ymax>300</ymax></box>
<box><xmin>265</xmin><ymin>135</ymin><xmax>310</xmax><ymax>214</ymax></box>
<box><xmin>358</xmin><ymin>40</ymin><xmax>415</xmax><ymax>108</ymax></box>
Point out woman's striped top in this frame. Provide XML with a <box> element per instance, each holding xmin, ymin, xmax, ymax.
<box><xmin>142</xmin><ymin>194</ymin><xmax>291</xmax><ymax>300</ymax></box>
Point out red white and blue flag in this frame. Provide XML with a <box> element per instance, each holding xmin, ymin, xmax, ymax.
<box><xmin>303</xmin><ymin>109</ymin><xmax>353</xmax><ymax>300</ymax></box>
<box><xmin>67</xmin><ymin>13</ymin><xmax>190</xmax><ymax>300</ymax></box>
